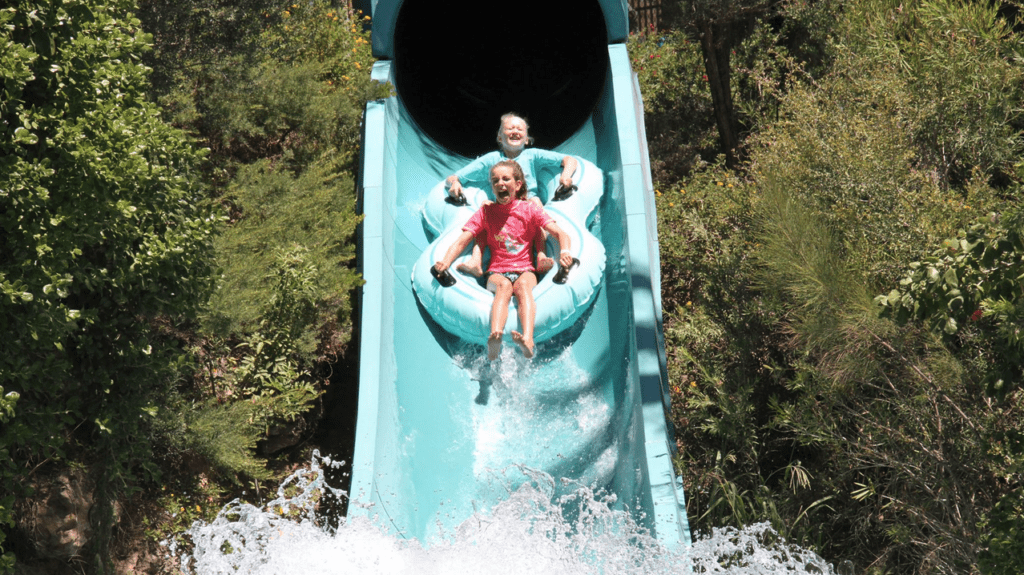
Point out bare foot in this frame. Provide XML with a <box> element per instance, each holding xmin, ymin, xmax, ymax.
<box><xmin>512</xmin><ymin>331</ymin><xmax>535</xmax><ymax>358</ymax></box>
<box><xmin>487</xmin><ymin>333</ymin><xmax>502</xmax><ymax>361</ymax></box>
<box><xmin>536</xmin><ymin>255</ymin><xmax>554</xmax><ymax>274</ymax></box>
<box><xmin>456</xmin><ymin>261</ymin><xmax>485</xmax><ymax>278</ymax></box>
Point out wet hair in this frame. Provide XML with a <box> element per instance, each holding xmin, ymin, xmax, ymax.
<box><xmin>490</xmin><ymin>160</ymin><xmax>528</xmax><ymax>200</ymax></box>
<box><xmin>495</xmin><ymin>113</ymin><xmax>535</xmax><ymax>148</ymax></box>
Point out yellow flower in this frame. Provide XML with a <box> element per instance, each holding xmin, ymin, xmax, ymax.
<box><xmin>727</xmin><ymin>183</ymin><xmax>733</xmax><ymax>188</ymax></box>
<box><xmin>342</xmin><ymin>75</ymin><xmax>350</xmax><ymax>81</ymax></box>
<box><xmin>717</xmin><ymin>181</ymin><xmax>724</xmax><ymax>186</ymax></box>
<box><xmin>283</xmin><ymin>10</ymin><xmax>290</xmax><ymax>16</ymax></box>
<box><xmin>690</xmin><ymin>381</ymin><xmax>697</xmax><ymax>387</ymax></box>
<box><xmin>669</xmin><ymin>202</ymin><xmax>674</xmax><ymax>207</ymax></box>
<box><xmin>686</xmin><ymin>301</ymin><xmax>692</xmax><ymax>306</ymax></box>
<box><xmin>355</xmin><ymin>62</ymin><xmax>361</xmax><ymax>69</ymax></box>
<box><xmin>196</xmin><ymin>505</ymin><xmax>201</xmax><ymax>512</ymax></box>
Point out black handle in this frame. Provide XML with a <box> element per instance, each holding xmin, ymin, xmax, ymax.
<box><xmin>431</xmin><ymin>265</ymin><xmax>457</xmax><ymax>287</ymax></box>
<box><xmin>444</xmin><ymin>193</ymin><xmax>468</xmax><ymax>207</ymax></box>
<box><xmin>552</xmin><ymin>184</ymin><xmax>577</xmax><ymax>202</ymax></box>
<box><xmin>552</xmin><ymin>258</ymin><xmax>580</xmax><ymax>285</ymax></box>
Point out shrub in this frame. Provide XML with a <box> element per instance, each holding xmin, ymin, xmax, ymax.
<box><xmin>840</xmin><ymin>0</ymin><xmax>1024</xmax><ymax>188</ymax></box>
<box><xmin>628</xmin><ymin>28</ymin><xmax>717</xmax><ymax>182</ymax></box>
<box><xmin>1</xmin><ymin>0</ymin><xmax>217</xmax><ymax>569</ymax></box>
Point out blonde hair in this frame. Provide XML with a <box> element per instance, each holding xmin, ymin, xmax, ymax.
<box><xmin>496</xmin><ymin>113</ymin><xmax>534</xmax><ymax>147</ymax></box>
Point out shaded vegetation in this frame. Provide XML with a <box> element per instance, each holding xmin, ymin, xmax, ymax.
<box><xmin>2</xmin><ymin>0</ymin><xmax>381</xmax><ymax>571</ymax></box>
<box><xmin>638</xmin><ymin>0</ymin><xmax>1024</xmax><ymax>572</ymax></box>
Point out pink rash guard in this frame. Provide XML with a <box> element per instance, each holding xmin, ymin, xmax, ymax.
<box><xmin>462</xmin><ymin>199</ymin><xmax>552</xmax><ymax>273</ymax></box>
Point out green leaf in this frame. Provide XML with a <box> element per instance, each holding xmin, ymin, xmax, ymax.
<box><xmin>943</xmin><ymin>268</ymin><xmax>959</xmax><ymax>288</ymax></box>
<box><xmin>948</xmin><ymin>296</ymin><xmax>963</xmax><ymax>311</ymax></box>
<box><xmin>13</xmin><ymin>127</ymin><xmax>38</xmax><ymax>145</ymax></box>
<box><xmin>943</xmin><ymin>316</ymin><xmax>958</xmax><ymax>334</ymax></box>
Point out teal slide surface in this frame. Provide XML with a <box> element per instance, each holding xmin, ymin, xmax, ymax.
<box><xmin>349</xmin><ymin>0</ymin><xmax>690</xmax><ymax>548</ymax></box>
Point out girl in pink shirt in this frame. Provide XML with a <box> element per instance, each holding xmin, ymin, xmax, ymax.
<box><xmin>434</xmin><ymin>160</ymin><xmax>573</xmax><ymax>360</ymax></box>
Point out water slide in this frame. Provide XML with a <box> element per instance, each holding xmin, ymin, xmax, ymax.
<box><xmin>348</xmin><ymin>0</ymin><xmax>691</xmax><ymax>548</ymax></box>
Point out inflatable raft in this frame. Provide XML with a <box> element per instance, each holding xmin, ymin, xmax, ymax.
<box><xmin>412</xmin><ymin>156</ymin><xmax>606</xmax><ymax>346</ymax></box>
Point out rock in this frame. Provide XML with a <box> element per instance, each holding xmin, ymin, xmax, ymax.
<box><xmin>14</xmin><ymin>469</ymin><xmax>95</xmax><ymax>561</ymax></box>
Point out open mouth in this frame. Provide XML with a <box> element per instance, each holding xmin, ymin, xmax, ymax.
<box><xmin>496</xmin><ymin>189</ymin><xmax>511</xmax><ymax>200</ymax></box>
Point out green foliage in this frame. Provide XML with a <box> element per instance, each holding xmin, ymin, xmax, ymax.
<box><xmin>229</xmin><ymin>247</ymin><xmax>323</xmax><ymax>428</ymax></box>
<box><xmin>152</xmin><ymin>0</ymin><xmax>383</xmax><ymax>171</ymax></box>
<box><xmin>204</xmin><ymin>160</ymin><xmax>362</xmax><ymax>345</ymax></box>
<box><xmin>876</xmin><ymin>208</ymin><xmax>1024</xmax><ymax>398</ymax></box>
<box><xmin>124</xmin><ymin>4</ymin><xmax>381</xmax><ymax>553</ymax></box>
<box><xmin>979</xmin><ymin>489</ymin><xmax>1024</xmax><ymax>575</ymax></box>
<box><xmin>750</xmin><ymin>133</ymin><xmax>993</xmax><ymax>571</ymax></box>
<box><xmin>655</xmin><ymin>162</ymin><xmax>803</xmax><ymax>539</ymax></box>
<box><xmin>660</xmin><ymin>1</ymin><xmax>1024</xmax><ymax>571</ymax></box>
<box><xmin>135</xmin><ymin>0</ymin><xmax>285</xmax><ymax>95</ymax></box>
<box><xmin>628</xmin><ymin>28</ymin><xmax>716</xmax><ymax>182</ymax></box>
<box><xmin>978</xmin><ymin>397</ymin><xmax>1024</xmax><ymax>575</ymax></box>
<box><xmin>839</xmin><ymin>0</ymin><xmax>1024</xmax><ymax>187</ymax></box>
<box><xmin>138</xmin><ymin>464</ymin><xmax>226</xmax><ymax>552</ymax></box>
<box><xmin>0</xmin><ymin>389</ymin><xmax>18</xmax><ymax>573</ymax></box>
<box><xmin>164</xmin><ymin>0</ymin><xmax>378</xmax><ymax>357</ymax></box>
<box><xmin>0</xmin><ymin>0</ymin><xmax>217</xmax><ymax>570</ymax></box>
<box><xmin>153</xmin><ymin>397</ymin><xmax>272</xmax><ymax>483</ymax></box>
<box><xmin>629</xmin><ymin>28</ymin><xmax>711</xmax><ymax>123</ymax></box>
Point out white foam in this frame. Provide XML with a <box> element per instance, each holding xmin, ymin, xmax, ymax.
<box><xmin>183</xmin><ymin>452</ymin><xmax>841</xmax><ymax>575</ymax></box>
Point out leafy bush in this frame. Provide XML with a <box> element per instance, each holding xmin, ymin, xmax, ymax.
<box><xmin>230</xmin><ymin>247</ymin><xmax>323</xmax><ymax>428</ymax></box>
<box><xmin>1</xmin><ymin>0</ymin><xmax>217</xmax><ymax>569</ymax></box>
<box><xmin>0</xmin><ymin>389</ymin><xmax>17</xmax><ymax>572</ymax></box>
<box><xmin>152</xmin><ymin>396</ymin><xmax>272</xmax><ymax>483</ymax></box>
<box><xmin>660</xmin><ymin>0</ymin><xmax>1024</xmax><ymax>571</ymax></box>
<box><xmin>204</xmin><ymin>158</ymin><xmax>362</xmax><ymax>342</ymax></box>
<box><xmin>875</xmin><ymin>209</ymin><xmax>1024</xmax><ymax>378</ymax></box>
<box><xmin>172</xmin><ymin>1</ymin><xmax>380</xmax><ymax>357</ymax></box>
<box><xmin>125</xmin><ymin>8</ymin><xmax>382</xmax><ymax>539</ymax></box>
<box><xmin>654</xmin><ymin>162</ymin><xmax>799</xmax><ymax>535</ymax></box>
<box><xmin>841</xmin><ymin>0</ymin><xmax>1024</xmax><ymax>188</ymax></box>
<box><xmin>628</xmin><ymin>28</ymin><xmax>716</xmax><ymax>182</ymax></box>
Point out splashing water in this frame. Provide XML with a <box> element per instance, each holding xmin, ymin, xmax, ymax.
<box><xmin>180</xmin><ymin>452</ymin><xmax>843</xmax><ymax>575</ymax></box>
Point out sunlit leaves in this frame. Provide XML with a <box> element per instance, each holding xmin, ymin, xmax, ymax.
<box><xmin>1</xmin><ymin>1</ymin><xmax>216</xmax><ymax>569</ymax></box>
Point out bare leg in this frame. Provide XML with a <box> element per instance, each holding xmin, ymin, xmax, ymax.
<box><xmin>456</xmin><ymin>241</ymin><xmax>485</xmax><ymax>277</ymax></box>
<box><xmin>487</xmin><ymin>333</ymin><xmax>502</xmax><ymax>361</ymax></box>
<box><xmin>534</xmin><ymin>228</ymin><xmax>553</xmax><ymax>274</ymax></box>
<box><xmin>530</xmin><ymin>198</ymin><xmax>553</xmax><ymax>274</ymax></box>
<box><xmin>486</xmin><ymin>274</ymin><xmax>514</xmax><ymax>360</ymax></box>
<box><xmin>510</xmin><ymin>272</ymin><xmax>538</xmax><ymax>358</ymax></box>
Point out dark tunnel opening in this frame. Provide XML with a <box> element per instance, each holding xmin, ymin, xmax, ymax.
<box><xmin>392</xmin><ymin>0</ymin><xmax>609</xmax><ymax>158</ymax></box>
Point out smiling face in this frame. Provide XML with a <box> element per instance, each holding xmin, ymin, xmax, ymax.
<box><xmin>490</xmin><ymin>163</ymin><xmax>524</xmax><ymax>204</ymax></box>
<box><xmin>496</xmin><ymin>115</ymin><xmax>529</xmax><ymax>155</ymax></box>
